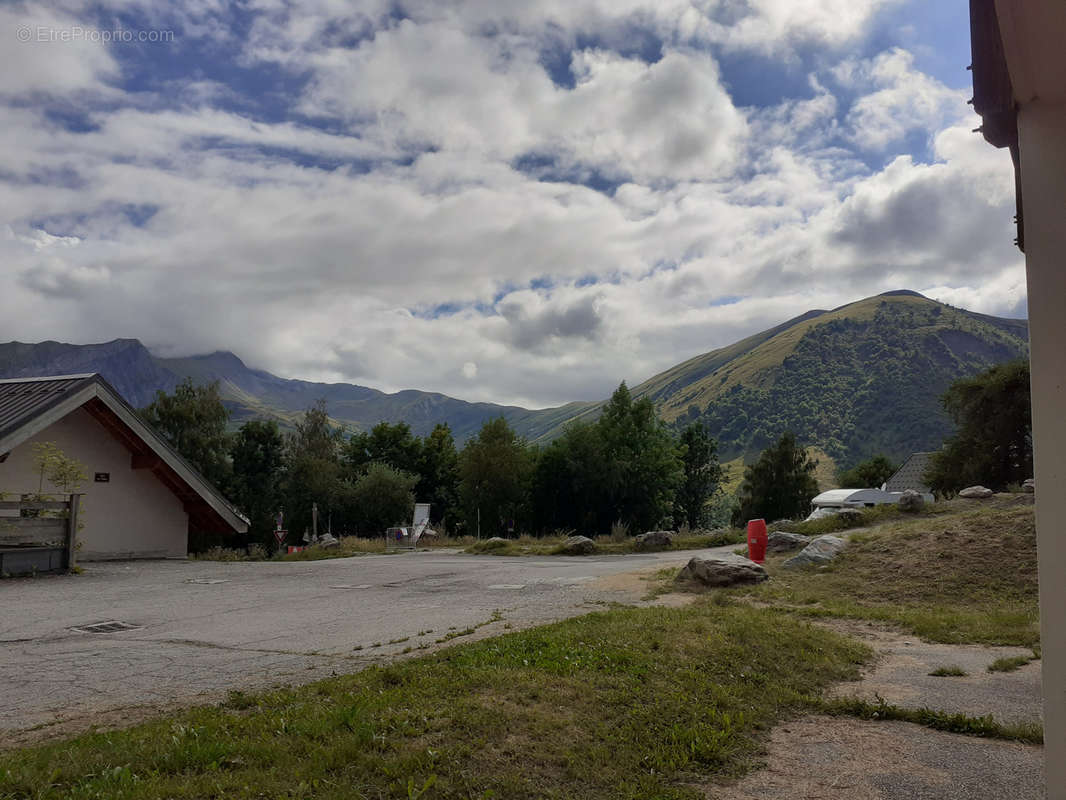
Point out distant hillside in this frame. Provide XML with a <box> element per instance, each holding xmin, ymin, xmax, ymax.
<box><xmin>0</xmin><ymin>291</ymin><xmax>1028</xmax><ymax>465</ymax></box>
<box><xmin>635</xmin><ymin>291</ymin><xmax>1028</xmax><ymax>465</ymax></box>
<box><xmin>0</xmin><ymin>338</ymin><xmax>178</xmax><ymax>408</ymax></box>
<box><xmin>0</xmin><ymin>338</ymin><xmax>578</xmax><ymax>443</ymax></box>
<box><xmin>154</xmin><ymin>350</ymin><xmax>583</xmax><ymax>442</ymax></box>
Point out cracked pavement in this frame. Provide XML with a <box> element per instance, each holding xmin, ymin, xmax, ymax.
<box><xmin>0</xmin><ymin>545</ymin><xmax>736</xmax><ymax>739</ymax></box>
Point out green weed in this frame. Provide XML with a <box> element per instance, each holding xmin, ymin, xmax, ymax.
<box><xmin>928</xmin><ymin>666</ymin><xmax>967</xmax><ymax>677</ymax></box>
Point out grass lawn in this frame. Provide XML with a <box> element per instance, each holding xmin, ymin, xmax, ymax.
<box><xmin>0</xmin><ymin>602</ymin><xmax>868</xmax><ymax>800</ymax></box>
<box><xmin>727</xmin><ymin>498</ymin><xmax>1040</xmax><ymax>647</ymax></box>
<box><xmin>465</xmin><ymin>529</ymin><xmax>744</xmax><ymax>557</ymax></box>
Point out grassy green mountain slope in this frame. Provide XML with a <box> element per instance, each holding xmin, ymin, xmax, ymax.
<box><xmin>632</xmin><ymin>291</ymin><xmax>1028</xmax><ymax>465</ymax></box>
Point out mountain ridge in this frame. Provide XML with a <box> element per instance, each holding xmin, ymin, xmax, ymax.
<box><xmin>0</xmin><ymin>290</ymin><xmax>1029</xmax><ymax>465</ymax></box>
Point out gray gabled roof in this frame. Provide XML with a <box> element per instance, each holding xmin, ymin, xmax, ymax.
<box><xmin>0</xmin><ymin>374</ymin><xmax>97</xmax><ymax>442</ymax></box>
<box><xmin>885</xmin><ymin>452</ymin><xmax>935</xmax><ymax>493</ymax></box>
<box><xmin>0</xmin><ymin>373</ymin><xmax>247</xmax><ymax>534</ymax></box>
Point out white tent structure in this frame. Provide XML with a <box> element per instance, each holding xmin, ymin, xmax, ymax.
<box><xmin>805</xmin><ymin>489</ymin><xmax>901</xmax><ymax>521</ymax></box>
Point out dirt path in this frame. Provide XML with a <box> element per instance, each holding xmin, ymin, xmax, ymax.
<box><xmin>820</xmin><ymin>618</ymin><xmax>1042</xmax><ymax>725</ymax></box>
<box><xmin>707</xmin><ymin>716</ymin><xmax>1045</xmax><ymax>800</ymax></box>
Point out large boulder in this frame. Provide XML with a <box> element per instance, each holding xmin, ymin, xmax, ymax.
<box><xmin>316</xmin><ymin>533</ymin><xmax>340</xmax><ymax>549</ymax></box>
<box><xmin>898</xmin><ymin>489</ymin><xmax>925</xmax><ymax>513</ymax></box>
<box><xmin>959</xmin><ymin>486</ymin><xmax>994</xmax><ymax>499</ymax></box>
<box><xmin>783</xmin><ymin>535</ymin><xmax>847</xmax><ymax>568</ymax></box>
<box><xmin>1023</xmin><ymin>478</ymin><xmax>1035</xmax><ymax>494</ymax></box>
<box><xmin>766</xmin><ymin>531</ymin><xmax>811</xmax><ymax>554</ymax></box>
<box><xmin>676</xmin><ymin>557</ymin><xmax>767</xmax><ymax>588</ymax></box>
<box><xmin>559</xmin><ymin>535</ymin><xmax>597</xmax><ymax>555</ymax></box>
<box><xmin>768</xmin><ymin>519</ymin><xmax>796</xmax><ymax>533</ymax></box>
<box><xmin>634</xmin><ymin>530</ymin><xmax>674</xmax><ymax>551</ymax></box>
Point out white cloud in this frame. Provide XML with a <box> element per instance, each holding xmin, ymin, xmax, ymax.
<box><xmin>0</xmin><ymin>5</ymin><xmax>119</xmax><ymax>96</ymax></box>
<box><xmin>0</xmin><ymin>2</ymin><xmax>1028</xmax><ymax>408</ymax></box>
<box><xmin>841</xmin><ymin>48</ymin><xmax>969</xmax><ymax>151</ymax></box>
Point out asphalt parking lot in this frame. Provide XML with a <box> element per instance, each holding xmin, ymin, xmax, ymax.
<box><xmin>0</xmin><ymin>545</ymin><xmax>736</xmax><ymax>742</ymax></box>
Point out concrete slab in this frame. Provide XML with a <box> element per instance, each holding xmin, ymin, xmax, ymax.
<box><xmin>0</xmin><ymin>545</ymin><xmax>736</xmax><ymax>742</ymax></box>
<box><xmin>822</xmin><ymin>620</ymin><xmax>1043</xmax><ymax>726</ymax></box>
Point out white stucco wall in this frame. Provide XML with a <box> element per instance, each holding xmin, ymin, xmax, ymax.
<box><xmin>0</xmin><ymin>407</ymin><xmax>188</xmax><ymax>560</ymax></box>
<box><xmin>1019</xmin><ymin>101</ymin><xmax>1066</xmax><ymax>800</ymax></box>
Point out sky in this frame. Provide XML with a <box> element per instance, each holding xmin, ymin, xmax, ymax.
<box><xmin>0</xmin><ymin>0</ymin><xmax>1027</xmax><ymax>409</ymax></box>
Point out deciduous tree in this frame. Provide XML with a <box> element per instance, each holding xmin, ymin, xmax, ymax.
<box><xmin>925</xmin><ymin>360</ymin><xmax>1032</xmax><ymax>494</ymax></box>
<box><xmin>345</xmin><ymin>421</ymin><xmax>422</xmax><ymax>477</ymax></box>
<box><xmin>282</xmin><ymin>399</ymin><xmax>344</xmax><ymax>539</ymax></box>
<box><xmin>416</xmin><ymin>423</ymin><xmax>460</xmax><ymax>527</ymax></box>
<box><xmin>459</xmin><ymin>418</ymin><xmax>531</xmax><ymax>537</ymax></box>
<box><xmin>230</xmin><ymin>419</ymin><xmax>284</xmax><ymax>547</ymax></box>
<box><xmin>836</xmin><ymin>455</ymin><xmax>898</xmax><ymax>489</ymax></box>
<box><xmin>142</xmin><ymin>379</ymin><xmax>231</xmax><ymax>488</ymax></box>
<box><xmin>350</xmin><ymin>463</ymin><xmax>418</xmax><ymax>534</ymax></box>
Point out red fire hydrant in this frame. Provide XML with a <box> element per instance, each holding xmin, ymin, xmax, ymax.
<box><xmin>747</xmin><ymin>518</ymin><xmax>768</xmax><ymax>564</ymax></box>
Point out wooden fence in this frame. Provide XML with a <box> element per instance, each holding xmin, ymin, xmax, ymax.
<box><xmin>0</xmin><ymin>494</ymin><xmax>81</xmax><ymax>575</ymax></box>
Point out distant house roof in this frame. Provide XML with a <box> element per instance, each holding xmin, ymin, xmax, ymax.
<box><xmin>885</xmin><ymin>452</ymin><xmax>935</xmax><ymax>494</ymax></box>
<box><xmin>0</xmin><ymin>373</ymin><xmax>247</xmax><ymax>534</ymax></box>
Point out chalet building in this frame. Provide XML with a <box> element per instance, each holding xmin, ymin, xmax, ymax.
<box><xmin>883</xmin><ymin>452</ymin><xmax>934</xmax><ymax>494</ymax></box>
<box><xmin>0</xmin><ymin>374</ymin><xmax>247</xmax><ymax>560</ymax></box>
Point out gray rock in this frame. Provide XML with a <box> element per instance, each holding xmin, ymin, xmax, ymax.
<box><xmin>959</xmin><ymin>486</ymin><xmax>994</xmax><ymax>499</ymax></box>
<box><xmin>634</xmin><ymin>530</ymin><xmax>674</xmax><ymax>551</ymax></box>
<box><xmin>676</xmin><ymin>557</ymin><xmax>768</xmax><ymax>588</ymax></box>
<box><xmin>1022</xmin><ymin>478</ymin><xmax>1035</xmax><ymax>494</ymax></box>
<box><xmin>783</xmin><ymin>535</ymin><xmax>847</xmax><ymax>568</ymax></box>
<box><xmin>766</xmin><ymin>531</ymin><xmax>811</xmax><ymax>553</ymax></box>
<box><xmin>486</xmin><ymin>536</ymin><xmax>508</xmax><ymax>544</ymax></box>
<box><xmin>316</xmin><ymin>533</ymin><xmax>339</xmax><ymax>549</ymax></box>
<box><xmin>898</xmin><ymin>489</ymin><xmax>925</xmax><ymax>513</ymax></box>
<box><xmin>768</xmin><ymin>518</ymin><xmax>796</xmax><ymax>532</ymax></box>
<box><xmin>560</xmin><ymin>535</ymin><xmax>596</xmax><ymax>555</ymax></box>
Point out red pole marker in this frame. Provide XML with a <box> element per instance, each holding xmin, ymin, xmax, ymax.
<box><xmin>747</xmin><ymin>518</ymin><xmax>768</xmax><ymax>564</ymax></box>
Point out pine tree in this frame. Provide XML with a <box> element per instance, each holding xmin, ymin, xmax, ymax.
<box><xmin>676</xmin><ymin>422</ymin><xmax>723</xmax><ymax>529</ymax></box>
<box><xmin>735</xmin><ymin>432</ymin><xmax>819</xmax><ymax>524</ymax></box>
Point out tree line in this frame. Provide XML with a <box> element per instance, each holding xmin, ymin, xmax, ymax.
<box><xmin>141</xmin><ymin>358</ymin><xmax>1034</xmax><ymax>550</ymax></box>
<box><xmin>142</xmin><ymin>382</ymin><xmax>730</xmax><ymax>549</ymax></box>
